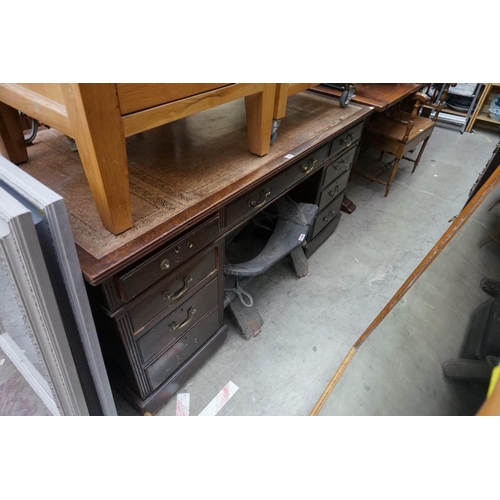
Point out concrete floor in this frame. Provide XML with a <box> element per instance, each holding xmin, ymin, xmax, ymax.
<box><xmin>114</xmin><ymin>124</ymin><xmax>500</xmax><ymax>416</ymax></box>
<box><xmin>320</xmin><ymin>165</ymin><xmax>500</xmax><ymax>416</ymax></box>
<box><xmin>1</xmin><ymin>122</ymin><xmax>498</xmax><ymax>416</ymax></box>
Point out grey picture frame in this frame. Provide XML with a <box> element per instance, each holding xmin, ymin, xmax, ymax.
<box><xmin>0</xmin><ymin>155</ymin><xmax>116</xmax><ymax>415</ymax></box>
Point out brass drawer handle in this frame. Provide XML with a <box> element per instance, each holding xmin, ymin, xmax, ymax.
<box><xmin>163</xmin><ymin>275</ymin><xmax>193</xmax><ymax>301</ymax></box>
<box><xmin>248</xmin><ymin>188</ymin><xmax>271</xmax><ymax>209</ymax></box>
<box><xmin>340</xmin><ymin>132</ymin><xmax>354</xmax><ymax>147</ymax></box>
<box><xmin>160</xmin><ymin>259</ymin><xmax>170</xmax><ymax>271</ymax></box>
<box><xmin>329</xmin><ymin>185</ymin><xmax>341</xmax><ymax>198</ymax></box>
<box><xmin>169</xmin><ymin>307</ymin><xmax>197</xmax><ymax>331</ymax></box>
<box><xmin>333</xmin><ymin>160</ymin><xmax>351</xmax><ymax>172</ymax></box>
<box><xmin>323</xmin><ymin>210</ymin><xmax>336</xmax><ymax>223</ymax></box>
<box><xmin>300</xmin><ymin>159</ymin><xmax>317</xmax><ymax>174</ymax></box>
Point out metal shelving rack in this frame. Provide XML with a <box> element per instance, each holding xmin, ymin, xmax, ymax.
<box><xmin>432</xmin><ymin>83</ymin><xmax>483</xmax><ymax>134</ymax></box>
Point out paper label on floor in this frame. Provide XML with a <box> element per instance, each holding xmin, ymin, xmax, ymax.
<box><xmin>176</xmin><ymin>393</ymin><xmax>190</xmax><ymax>416</ymax></box>
<box><xmin>198</xmin><ymin>381</ymin><xmax>239</xmax><ymax>416</ymax></box>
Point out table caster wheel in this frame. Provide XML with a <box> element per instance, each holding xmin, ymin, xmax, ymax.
<box><xmin>270</xmin><ymin>119</ymin><xmax>281</xmax><ymax>145</ymax></box>
<box><xmin>19</xmin><ymin>112</ymin><xmax>38</xmax><ymax>145</ymax></box>
<box><xmin>66</xmin><ymin>135</ymin><xmax>78</xmax><ymax>152</ymax></box>
<box><xmin>340</xmin><ymin>90</ymin><xmax>350</xmax><ymax>108</ymax></box>
<box><xmin>339</xmin><ymin>85</ymin><xmax>356</xmax><ymax>108</ymax></box>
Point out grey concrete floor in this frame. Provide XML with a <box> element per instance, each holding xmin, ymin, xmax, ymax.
<box><xmin>114</xmin><ymin>124</ymin><xmax>499</xmax><ymax>416</ymax></box>
<box><xmin>320</xmin><ymin>161</ymin><xmax>500</xmax><ymax>416</ymax></box>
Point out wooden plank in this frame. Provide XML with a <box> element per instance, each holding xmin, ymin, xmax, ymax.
<box><xmin>0</xmin><ymin>101</ymin><xmax>29</xmax><ymax>164</ymax></box>
<box><xmin>62</xmin><ymin>84</ymin><xmax>133</xmax><ymax>235</ymax></box>
<box><xmin>116</xmin><ymin>84</ymin><xmax>230</xmax><ymax>115</ymax></box>
<box><xmin>122</xmin><ymin>83</ymin><xmax>266</xmax><ymax>137</ymax></box>
<box><xmin>0</xmin><ymin>83</ymin><xmax>71</xmax><ymax>135</ymax></box>
<box><xmin>309</xmin><ymin>347</ymin><xmax>357</xmax><ymax>416</ymax></box>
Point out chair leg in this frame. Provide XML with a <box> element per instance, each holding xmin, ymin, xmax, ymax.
<box><xmin>379</xmin><ymin>149</ymin><xmax>384</xmax><ymax>161</ymax></box>
<box><xmin>384</xmin><ymin>157</ymin><xmax>402</xmax><ymax>197</ymax></box>
<box><xmin>412</xmin><ymin>136</ymin><xmax>431</xmax><ymax>173</ymax></box>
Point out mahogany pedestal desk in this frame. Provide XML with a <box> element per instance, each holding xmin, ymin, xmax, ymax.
<box><xmin>12</xmin><ymin>92</ymin><xmax>371</xmax><ymax>414</ymax></box>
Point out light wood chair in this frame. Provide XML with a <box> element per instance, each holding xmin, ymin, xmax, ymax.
<box><xmin>355</xmin><ymin>83</ymin><xmax>454</xmax><ymax>197</ymax></box>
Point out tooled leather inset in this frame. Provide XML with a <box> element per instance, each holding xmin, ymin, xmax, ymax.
<box><xmin>18</xmin><ymin>95</ymin><xmax>361</xmax><ymax>260</ymax></box>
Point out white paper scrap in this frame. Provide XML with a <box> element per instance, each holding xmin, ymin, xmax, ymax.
<box><xmin>198</xmin><ymin>381</ymin><xmax>239</xmax><ymax>416</ymax></box>
<box><xmin>176</xmin><ymin>393</ymin><xmax>190</xmax><ymax>417</ymax></box>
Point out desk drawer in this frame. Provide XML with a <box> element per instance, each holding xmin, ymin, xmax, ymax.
<box><xmin>137</xmin><ymin>278</ymin><xmax>219</xmax><ymax>364</ymax></box>
<box><xmin>128</xmin><ymin>248</ymin><xmax>218</xmax><ymax>333</ymax></box>
<box><xmin>145</xmin><ymin>306</ymin><xmax>220</xmax><ymax>391</ymax></box>
<box><xmin>317</xmin><ymin>171</ymin><xmax>350</xmax><ymax>212</ymax></box>
<box><xmin>304</xmin><ymin>212</ymin><xmax>341</xmax><ymax>258</ymax></box>
<box><xmin>330</xmin><ymin>122</ymin><xmax>363</xmax><ymax>159</ymax></box>
<box><xmin>322</xmin><ymin>147</ymin><xmax>357</xmax><ymax>189</ymax></box>
<box><xmin>225</xmin><ymin>144</ymin><xmax>329</xmax><ymax>228</ymax></box>
<box><xmin>311</xmin><ymin>192</ymin><xmax>344</xmax><ymax>239</ymax></box>
<box><xmin>117</xmin><ymin>215</ymin><xmax>220</xmax><ymax>301</ymax></box>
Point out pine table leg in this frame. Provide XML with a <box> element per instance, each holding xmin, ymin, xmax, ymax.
<box><xmin>244</xmin><ymin>83</ymin><xmax>276</xmax><ymax>157</ymax></box>
<box><xmin>63</xmin><ymin>84</ymin><xmax>133</xmax><ymax>235</ymax></box>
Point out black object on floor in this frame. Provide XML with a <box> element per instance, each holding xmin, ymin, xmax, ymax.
<box><xmin>443</xmin><ymin>291</ymin><xmax>500</xmax><ymax>383</ymax></box>
<box><xmin>224</xmin><ymin>197</ymin><xmax>318</xmax><ymax>340</ymax></box>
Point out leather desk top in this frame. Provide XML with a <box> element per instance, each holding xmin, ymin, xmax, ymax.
<box><xmin>17</xmin><ymin>92</ymin><xmax>371</xmax><ymax>285</ymax></box>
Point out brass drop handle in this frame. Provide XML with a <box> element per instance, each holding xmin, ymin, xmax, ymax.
<box><xmin>300</xmin><ymin>159</ymin><xmax>317</xmax><ymax>174</ymax></box>
<box><xmin>323</xmin><ymin>210</ymin><xmax>335</xmax><ymax>223</ymax></box>
<box><xmin>341</xmin><ymin>132</ymin><xmax>354</xmax><ymax>147</ymax></box>
<box><xmin>169</xmin><ymin>307</ymin><xmax>197</xmax><ymax>331</ymax></box>
<box><xmin>163</xmin><ymin>275</ymin><xmax>193</xmax><ymax>301</ymax></box>
<box><xmin>334</xmin><ymin>160</ymin><xmax>351</xmax><ymax>172</ymax></box>
<box><xmin>248</xmin><ymin>188</ymin><xmax>271</xmax><ymax>209</ymax></box>
<box><xmin>160</xmin><ymin>259</ymin><xmax>170</xmax><ymax>271</ymax></box>
<box><xmin>329</xmin><ymin>185</ymin><xmax>341</xmax><ymax>198</ymax></box>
